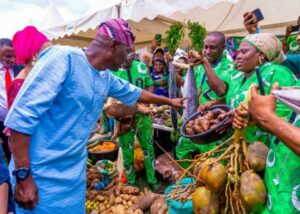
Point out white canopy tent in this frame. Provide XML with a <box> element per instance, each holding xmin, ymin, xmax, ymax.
<box><xmin>43</xmin><ymin>0</ymin><xmax>300</xmax><ymax>48</ymax></box>
<box><xmin>39</xmin><ymin>3</ymin><xmax>65</xmax><ymax>30</ymax></box>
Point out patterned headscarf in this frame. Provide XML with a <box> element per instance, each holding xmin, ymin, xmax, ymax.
<box><xmin>13</xmin><ymin>26</ymin><xmax>49</xmax><ymax>64</ymax></box>
<box><xmin>242</xmin><ymin>33</ymin><xmax>286</xmax><ymax>64</ymax></box>
<box><xmin>97</xmin><ymin>18</ymin><xmax>135</xmax><ymax>48</ymax></box>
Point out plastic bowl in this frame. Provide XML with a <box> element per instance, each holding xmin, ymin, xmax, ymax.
<box><xmin>88</xmin><ymin>140</ymin><xmax>119</xmax><ymax>162</ymax></box>
<box><xmin>180</xmin><ymin>105</ymin><xmax>232</xmax><ymax>144</ymax></box>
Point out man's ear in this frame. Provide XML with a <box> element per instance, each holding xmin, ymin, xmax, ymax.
<box><xmin>109</xmin><ymin>40</ymin><xmax>119</xmax><ymax>50</ymax></box>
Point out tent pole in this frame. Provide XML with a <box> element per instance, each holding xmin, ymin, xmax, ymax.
<box><xmin>117</xmin><ymin>4</ymin><xmax>121</xmax><ymax>18</ymax></box>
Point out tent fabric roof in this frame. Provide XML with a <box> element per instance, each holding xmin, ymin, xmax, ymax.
<box><xmin>44</xmin><ymin>0</ymin><xmax>300</xmax><ymax>48</ymax></box>
<box><xmin>39</xmin><ymin>3</ymin><xmax>65</xmax><ymax>30</ymax></box>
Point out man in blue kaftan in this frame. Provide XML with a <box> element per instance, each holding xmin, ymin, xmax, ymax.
<box><xmin>4</xmin><ymin>19</ymin><xmax>185</xmax><ymax>213</ymax></box>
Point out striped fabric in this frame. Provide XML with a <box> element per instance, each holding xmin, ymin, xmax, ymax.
<box><xmin>97</xmin><ymin>18</ymin><xmax>135</xmax><ymax>47</ymax></box>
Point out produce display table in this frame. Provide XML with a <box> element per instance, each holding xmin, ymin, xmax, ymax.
<box><xmin>152</xmin><ymin>123</ymin><xmax>173</xmax><ymax>132</ymax></box>
<box><xmin>152</xmin><ymin>123</ymin><xmax>176</xmax><ymax>158</ymax></box>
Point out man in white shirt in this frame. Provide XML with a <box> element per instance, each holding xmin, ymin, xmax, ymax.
<box><xmin>0</xmin><ymin>38</ymin><xmax>17</xmax><ymax>161</ymax></box>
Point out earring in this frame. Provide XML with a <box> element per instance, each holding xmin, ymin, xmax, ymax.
<box><xmin>258</xmin><ymin>57</ymin><xmax>264</xmax><ymax>65</ymax></box>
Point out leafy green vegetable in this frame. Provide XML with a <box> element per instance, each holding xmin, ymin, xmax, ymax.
<box><xmin>165</xmin><ymin>22</ymin><xmax>184</xmax><ymax>55</ymax></box>
<box><xmin>188</xmin><ymin>21</ymin><xmax>207</xmax><ymax>52</ymax></box>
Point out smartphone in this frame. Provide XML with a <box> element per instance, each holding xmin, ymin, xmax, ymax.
<box><xmin>155</xmin><ymin>33</ymin><xmax>162</xmax><ymax>45</ymax></box>
<box><xmin>252</xmin><ymin>8</ymin><xmax>264</xmax><ymax>22</ymax></box>
<box><xmin>291</xmin><ymin>25</ymin><xmax>300</xmax><ymax>32</ymax></box>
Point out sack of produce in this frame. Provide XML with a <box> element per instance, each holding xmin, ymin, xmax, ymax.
<box><xmin>155</xmin><ymin>153</ymin><xmax>183</xmax><ymax>183</ymax></box>
<box><xmin>164</xmin><ymin>178</ymin><xmax>194</xmax><ymax>214</ymax></box>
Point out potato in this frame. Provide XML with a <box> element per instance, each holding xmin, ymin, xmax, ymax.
<box><xmin>185</xmin><ymin>127</ymin><xmax>194</xmax><ymax>135</ymax></box>
<box><xmin>127</xmin><ymin>200</ymin><xmax>133</xmax><ymax>207</ymax></box>
<box><xmin>121</xmin><ymin>185</ymin><xmax>139</xmax><ymax>194</ymax></box>
<box><xmin>95</xmin><ymin>195</ymin><xmax>105</xmax><ymax>202</ymax></box>
<box><xmin>122</xmin><ymin>200</ymin><xmax>127</xmax><ymax>206</ymax></box>
<box><xmin>115</xmin><ymin>197</ymin><xmax>123</xmax><ymax>204</ymax></box>
<box><xmin>109</xmin><ymin>194</ymin><xmax>115</xmax><ymax>206</ymax></box>
<box><xmin>116</xmin><ymin>205</ymin><xmax>126</xmax><ymax>214</ymax></box>
<box><xmin>192</xmin><ymin>124</ymin><xmax>203</xmax><ymax>134</ymax></box>
<box><xmin>99</xmin><ymin>204</ymin><xmax>106</xmax><ymax>212</ymax></box>
<box><xmin>120</xmin><ymin>194</ymin><xmax>131</xmax><ymax>201</ymax></box>
<box><xmin>134</xmin><ymin>209</ymin><xmax>143</xmax><ymax>214</ymax></box>
<box><xmin>131</xmin><ymin>196</ymin><xmax>138</xmax><ymax>203</ymax></box>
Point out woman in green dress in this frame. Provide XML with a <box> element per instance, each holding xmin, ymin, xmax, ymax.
<box><xmin>232</xmin><ymin>33</ymin><xmax>299</xmax><ymax>213</ymax></box>
<box><xmin>227</xmin><ymin>33</ymin><xmax>297</xmax><ymax>145</ymax></box>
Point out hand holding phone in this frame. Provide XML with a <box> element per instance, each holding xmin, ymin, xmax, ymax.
<box><xmin>291</xmin><ymin>25</ymin><xmax>300</xmax><ymax>33</ymax></box>
<box><xmin>243</xmin><ymin>12</ymin><xmax>258</xmax><ymax>33</ymax></box>
<box><xmin>155</xmin><ymin>34</ymin><xmax>162</xmax><ymax>46</ymax></box>
<box><xmin>252</xmin><ymin>8</ymin><xmax>264</xmax><ymax>23</ymax></box>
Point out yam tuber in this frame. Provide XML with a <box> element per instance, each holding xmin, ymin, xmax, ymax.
<box><xmin>150</xmin><ymin>197</ymin><xmax>167</xmax><ymax>214</ymax></box>
<box><xmin>131</xmin><ymin>189</ymin><xmax>158</xmax><ymax>211</ymax></box>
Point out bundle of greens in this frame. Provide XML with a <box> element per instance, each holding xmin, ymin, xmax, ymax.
<box><xmin>165</xmin><ymin>22</ymin><xmax>184</xmax><ymax>54</ymax></box>
<box><xmin>187</xmin><ymin>21</ymin><xmax>206</xmax><ymax>52</ymax></box>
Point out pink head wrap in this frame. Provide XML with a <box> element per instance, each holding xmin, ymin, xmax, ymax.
<box><xmin>13</xmin><ymin>26</ymin><xmax>49</xmax><ymax>64</ymax></box>
<box><xmin>97</xmin><ymin>18</ymin><xmax>135</xmax><ymax>48</ymax></box>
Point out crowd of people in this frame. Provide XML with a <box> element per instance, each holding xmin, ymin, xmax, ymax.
<box><xmin>0</xmin><ymin>10</ymin><xmax>299</xmax><ymax>214</ymax></box>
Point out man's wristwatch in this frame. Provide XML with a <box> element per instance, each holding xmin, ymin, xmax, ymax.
<box><xmin>13</xmin><ymin>168</ymin><xmax>31</xmax><ymax>181</ymax></box>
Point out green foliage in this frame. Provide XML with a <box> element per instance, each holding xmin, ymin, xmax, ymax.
<box><xmin>188</xmin><ymin>21</ymin><xmax>207</xmax><ymax>52</ymax></box>
<box><xmin>165</xmin><ymin>22</ymin><xmax>185</xmax><ymax>55</ymax></box>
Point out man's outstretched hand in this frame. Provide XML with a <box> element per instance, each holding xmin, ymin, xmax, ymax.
<box><xmin>169</xmin><ymin>97</ymin><xmax>187</xmax><ymax>110</ymax></box>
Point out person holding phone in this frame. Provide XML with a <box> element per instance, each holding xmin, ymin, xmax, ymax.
<box><xmin>149</xmin><ymin>34</ymin><xmax>162</xmax><ymax>54</ymax></box>
<box><xmin>243</xmin><ymin>12</ymin><xmax>300</xmax><ymax>78</ymax></box>
<box><xmin>282</xmin><ymin>16</ymin><xmax>300</xmax><ymax>54</ymax></box>
<box><xmin>227</xmin><ymin>33</ymin><xmax>296</xmax><ymax>144</ymax></box>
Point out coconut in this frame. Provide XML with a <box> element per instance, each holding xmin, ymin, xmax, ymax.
<box><xmin>196</xmin><ymin>158</ymin><xmax>227</xmax><ymax>192</ymax></box>
<box><xmin>248</xmin><ymin>141</ymin><xmax>269</xmax><ymax>172</ymax></box>
<box><xmin>192</xmin><ymin>186</ymin><xmax>219</xmax><ymax>214</ymax></box>
<box><xmin>240</xmin><ymin>170</ymin><xmax>266</xmax><ymax>212</ymax></box>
